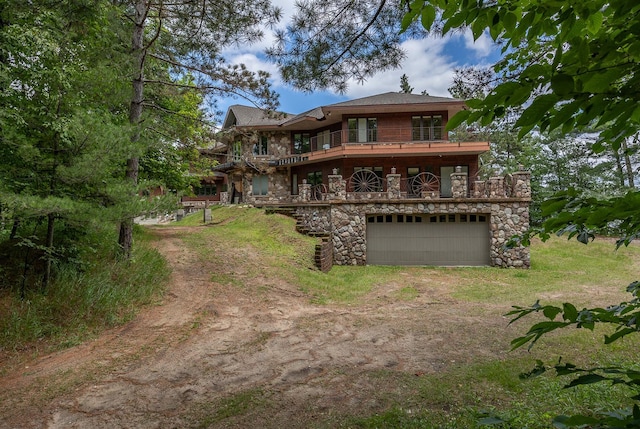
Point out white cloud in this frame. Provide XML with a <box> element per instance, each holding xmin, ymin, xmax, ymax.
<box><xmin>219</xmin><ymin>5</ymin><xmax>502</xmax><ymax>111</ymax></box>
<box><xmin>227</xmin><ymin>53</ymin><xmax>281</xmax><ymax>83</ymax></box>
<box><xmin>462</xmin><ymin>29</ymin><xmax>495</xmax><ymax>60</ymax></box>
<box><xmin>345</xmin><ymin>36</ymin><xmax>456</xmax><ymax>98</ymax></box>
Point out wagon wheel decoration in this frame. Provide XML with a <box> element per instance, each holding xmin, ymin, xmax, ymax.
<box><xmin>504</xmin><ymin>173</ymin><xmax>513</xmax><ymax>197</ymax></box>
<box><xmin>311</xmin><ymin>183</ymin><xmax>328</xmax><ymax>201</ymax></box>
<box><xmin>348</xmin><ymin>169</ymin><xmax>382</xmax><ymax>192</ymax></box>
<box><xmin>409</xmin><ymin>172</ymin><xmax>440</xmax><ymax>196</ymax></box>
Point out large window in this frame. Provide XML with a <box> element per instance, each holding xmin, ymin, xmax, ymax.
<box><xmin>195</xmin><ymin>184</ymin><xmax>217</xmax><ymax>196</ymax></box>
<box><xmin>253</xmin><ymin>135</ymin><xmax>268</xmax><ymax>155</ymax></box>
<box><xmin>252</xmin><ymin>175</ymin><xmax>268</xmax><ymax>196</ymax></box>
<box><xmin>412</xmin><ymin>115</ymin><xmax>443</xmax><ymax>141</ymax></box>
<box><xmin>307</xmin><ymin>171</ymin><xmax>323</xmax><ymax>186</ymax></box>
<box><xmin>293</xmin><ymin>133</ymin><xmax>310</xmax><ymax>154</ymax></box>
<box><xmin>348</xmin><ymin>118</ymin><xmax>377</xmax><ymax>142</ymax></box>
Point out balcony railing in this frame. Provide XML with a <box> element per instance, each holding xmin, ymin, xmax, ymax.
<box><xmin>297</xmin><ymin>126</ymin><xmax>483</xmax><ymax>155</ymax></box>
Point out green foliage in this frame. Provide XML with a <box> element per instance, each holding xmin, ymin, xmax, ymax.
<box><xmin>0</xmin><ymin>226</ymin><xmax>169</xmax><ymax>352</ymax></box>
<box><xmin>503</xmin><ymin>283</ymin><xmax>640</xmax><ymax>427</ymax></box>
<box><xmin>403</xmin><ymin>0</ymin><xmax>640</xmax><ymax>151</ymax></box>
<box><xmin>400</xmin><ymin>73</ymin><xmax>414</xmax><ymax>94</ymax></box>
<box><xmin>267</xmin><ymin>0</ymin><xmax>422</xmax><ymax>93</ymax></box>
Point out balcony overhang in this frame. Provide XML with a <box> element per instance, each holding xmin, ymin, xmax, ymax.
<box><xmin>274</xmin><ymin>141</ymin><xmax>489</xmax><ymax>167</ymax></box>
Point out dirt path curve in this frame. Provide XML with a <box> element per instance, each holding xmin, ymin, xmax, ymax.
<box><xmin>0</xmin><ymin>226</ymin><xmax>510</xmax><ymax>429</ymax></box>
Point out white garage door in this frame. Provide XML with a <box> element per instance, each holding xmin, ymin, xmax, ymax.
<box><xmin>366</xmin><ymin>213</ymin><xmax>490</xmax><ymax>266</ymax></box>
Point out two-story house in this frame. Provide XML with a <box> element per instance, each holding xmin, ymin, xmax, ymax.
<box><xmin>214</xmin><ymin>92</ymin><xmax>531</xmax><ymax>268</ymax></box>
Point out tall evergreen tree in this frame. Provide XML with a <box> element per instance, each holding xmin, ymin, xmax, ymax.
<box><xmin>115</xmin><ymin>0</ymin><xmax>281</xmax><ymax>257</ymax></box>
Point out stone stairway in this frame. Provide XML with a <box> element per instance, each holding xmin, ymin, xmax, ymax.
<box><xmin>265</xmin><ymin>206</ymin><xmax>332</xmax><ymax>272</ymax></box>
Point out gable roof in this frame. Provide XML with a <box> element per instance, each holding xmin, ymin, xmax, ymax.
<box><xmin>326</xmin><ymin>92</ymin><xmax>458</xmax><ymax>107</ymax></box>
<box><xmin>222</xmin><ymin>105</ymin><xmax>289</xmax><ymax>129</ymax></box>
<box><xmin>222</xmin><ymin>92</ymin><xmax>465</xmax><ymax>130</ymax></box>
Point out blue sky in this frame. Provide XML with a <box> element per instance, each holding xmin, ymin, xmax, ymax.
<box><xmin>217</xmin><ymin>2</ymin><xmax>502</xmax><ymax>117</ymax></box>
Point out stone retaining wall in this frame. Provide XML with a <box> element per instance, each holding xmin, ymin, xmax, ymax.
<box><xmin>292</xmin><ymin>198</ymin><xmax>530</xmax><ymax>268</ymax></box>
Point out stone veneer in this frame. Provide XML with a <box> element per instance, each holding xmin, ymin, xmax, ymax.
<box><xmin>290</xmin><ymin>168</ymin><xmax>532</xmax><ymax>268</ymax></box>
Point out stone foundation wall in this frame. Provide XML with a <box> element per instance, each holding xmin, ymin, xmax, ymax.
<box><xmin>294</xmin><ymin>199</ymin><xmax>530</xmax><ymax>268</ymax></box>
<box><xmin>294</xmin><ymin>206</ymin><xmax>332</xmax><ymax>235</ymax></box>
<box><xmin>244</xmin><ymin>169</ymin><xmax>291</xmax><ymax>204</ymax></box>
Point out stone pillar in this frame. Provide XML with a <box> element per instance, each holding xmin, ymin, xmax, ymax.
<box><xmin>300</xmin><ymin>180</ymin><xmax>311</xmax><ymax>202</ymax></box>
<box><xmin>450</xmin><ymin>166</ymin><xmax>468</xmax><ymax>198</ymax></box>
<box><xmin>472</xmin><ymin>181</ymin><xmax>486</xmax><ymax>198</ymax></box>
<box><xmin>203</xmin><ymin>208</ymin><xmax>212</xmax><ymax>222</ymax></box>
<box><xmin>328</xmin><ymin>174</ymin><xmax>346</xmax><ymax>200</ymax></box>
<box><xmin>176</xmin><ymin>209</ymin><xmax>185</xmax><ymax>221</ymax></box>
<box><xmin>511</xmin><ymin>168</ymin><xmax>532</xmax><ymax>198</ymax></box>
<box><xmin>386</xmin><ymin>173</ymin><xmax>401</xmax><ymax>199</ymax></box>
<box><xmin>487</xmin><ymin>176</ymin><xmax>505</xmax><ymax>198</ymax></box>
<box><xmin>220</xmin><ymin>191</ymin><xmax>229</xmax><ymax>204</ymax></box>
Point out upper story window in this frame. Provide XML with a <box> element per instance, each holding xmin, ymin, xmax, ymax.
<box><xmin>293</xmin><ymin>132</ymin><xmax>310</xmax><ymax>154</ymax></box>
<box><xmin>348</xmin><ymin>118</ymin><xmax>377</xmax><ymax>143</ymax></box>
<box><xmin>253</xmin><ymin>135</ymin><xmax>268</xmax><ymax>155</ymax></box>
<box><xmin>317</xmin><ymin>130</ymin><xmax>331</xmax><ymax>149</ymax></box>
<box><xmin>412</xmin><ymin>115</ymin><xmax>443</xmax><ymax>141</ymax></box>
<box><xmin>232</xmin><ymin>141</ymin><xmax>242</xmax><ymax>162</ymax></box>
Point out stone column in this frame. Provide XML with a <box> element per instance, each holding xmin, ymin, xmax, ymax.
<box><xmin>328</xmin><ymin>174</ymin><xmax>346</xmax><ymax>200</ymax></box>
<box><xmin>487</xmin><ymin>176</ymin><xmax>505</xmax><ymax>198</ymax></box>
<box><xmin>203</xmin><ymin>200</ymin><xmax>212</xmax><ymax>222</ymax></box>
<box><xmin>450</xmin><ymin>166</ymin><xmax>468</xmax><ymax>198</ymax></box>
<box><xmin>176</xmin><ymin>209</ymin><xmax>185</xmax><ymax>221</ymax></box>
<box><xmin>220</xmin><ymin>191</ymin><xmax>229</xmax><ymax>204</ymax></box>
<box><xmin>472</xmin><ymin>181</ymin><xmax>486</xmax><ymax>198</ymax></box>
<box><xmin>300</xmin><ymin>180</ymin><xmax>311</xmax><ymax>202</ymax></box>
<box><xmin>511</xmin><ymin>167</ymin><xmax>532</xmax><ymax>198</ymax></box>
<box><xmin>386</xmin><ymin>173</ymin><xmax>401</xmax><ymax>199</ymax></box>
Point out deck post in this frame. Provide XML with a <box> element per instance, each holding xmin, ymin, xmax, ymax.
<box><xmin>386</xmin><ymin>173</ymin><xmax>402</xmax><ymax>199</ymax></box>
<box><xmin>328</xmin><ymin>174</ymin><xmax>346</xmax><ymax>200</ymax></box>
<box><xmin>451</xmin><ymin>166</ymin><xmax>468</xmax><ymax>198</ymax></box>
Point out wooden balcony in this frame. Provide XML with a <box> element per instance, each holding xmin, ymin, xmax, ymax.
<box><xmin>276</xmin><ymin>127</ymin><xmax>489</xmax><ymax>166</ymax></box>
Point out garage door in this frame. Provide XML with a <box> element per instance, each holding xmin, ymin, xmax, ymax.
<box><xmin>366</xmin><ymin>213</ymin><xmax>490</xmax><ymax>266</ymax></box>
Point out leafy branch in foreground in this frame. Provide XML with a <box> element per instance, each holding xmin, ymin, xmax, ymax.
<box><xmin>507</xmin><ymin>281</ymin><xmax>640</xmax><ymax>351</ymax></box>
<box><xmin>503</xmin><ymin>281</ymin><xmax>640</xmax><ymax>428</ymax></box>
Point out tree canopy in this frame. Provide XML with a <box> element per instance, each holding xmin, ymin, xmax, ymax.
<box><xmin>1</xmin><ymin>0</ymin><xmax>283</xmax><ymax>290</ymax></box>
<box><xmin>404</xmin><ymin>0</ymin><xmax>640</xmax><ymax>153</ymax></box>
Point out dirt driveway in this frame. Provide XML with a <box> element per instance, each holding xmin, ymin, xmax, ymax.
<box><xmin>0</xmin><ymin>226</ymin><xmax>514</xmax><ymax>428</ymax></box>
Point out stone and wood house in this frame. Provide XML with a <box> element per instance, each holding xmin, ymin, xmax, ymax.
<box><xmin>209</xmin><ymin>92</ymin><xmax>530</xmax><ymax>268</ymax></box>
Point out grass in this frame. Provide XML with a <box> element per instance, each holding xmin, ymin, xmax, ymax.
<box><xmin>191</xmin><ymin>389</ymin><xmax>268</xmax><ymax>428</ymax></box>
<box><xmin>0</xmin><ymin>224</ymin><xmax>170</xmax><ymax>355</ymax></box>
<box><xmin>176</xmin><ymin>206</ymin><xmax>640</xmax><ymax>429</ymax></box>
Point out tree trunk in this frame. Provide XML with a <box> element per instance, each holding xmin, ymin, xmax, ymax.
<box><xmin>623</xmin><ymin>135</ymin><xmax>637</xmax><ymax>188</ymax></box>
<box><xmin>118</xmin><ymin>0</ymin><xmax>147</xmax><ymax>258</ymax></box>
<box><xmin>613</xmin><ymin>146</ymin><xmax>626</xmax><ymax>187</ymax></box>
<box><xmin>42</xmin><ymin>213</ymin><xmax>55</xmax><ymax>292</ymax></box>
